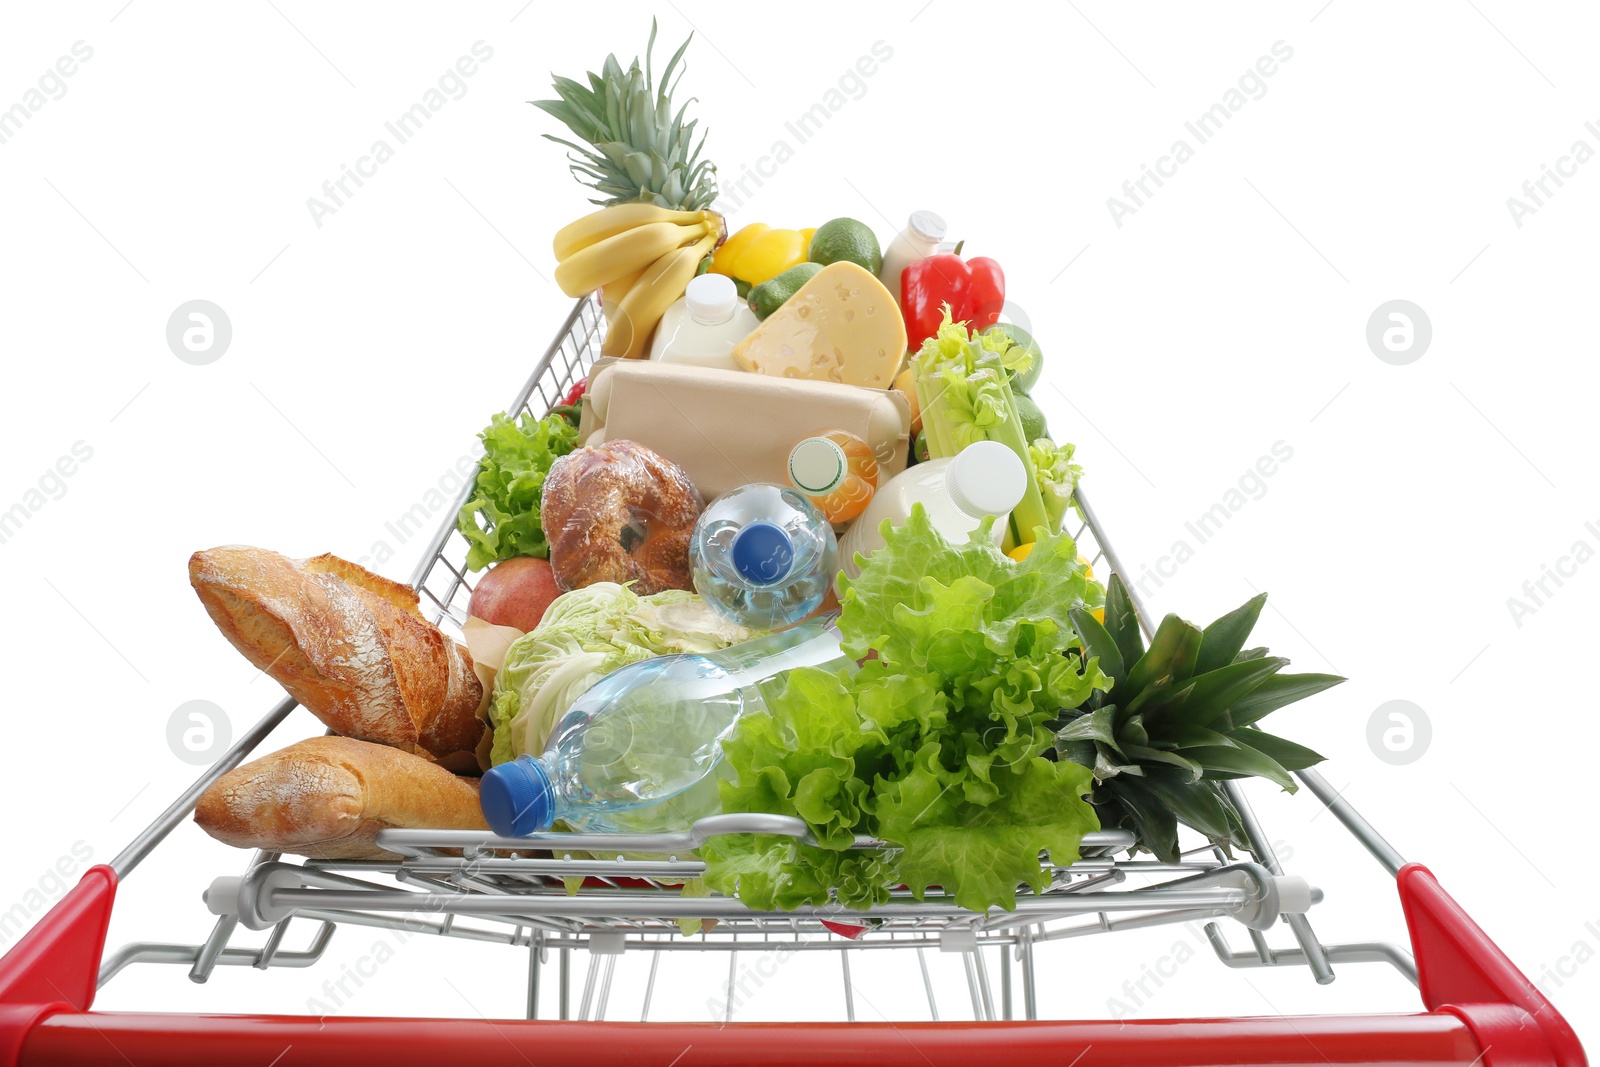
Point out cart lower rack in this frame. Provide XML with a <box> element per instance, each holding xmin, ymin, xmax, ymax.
<box><xmin>0</xmin><ymin>298</ymin><xmax>1584</xmax><ymax>1067</ymax></box>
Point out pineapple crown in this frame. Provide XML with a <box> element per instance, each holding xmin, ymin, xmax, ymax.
<box><xmin>532</xmin><ymin>19</ymin><xmax>718</xmax><ymax>212</ymax></box>
<box><xmin>1056</xmin><ymin>575</ymin><xmax>1343</xmax><ymax>863</ymax></box>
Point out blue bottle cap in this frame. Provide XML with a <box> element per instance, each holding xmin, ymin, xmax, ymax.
<box><xmin>479</xmin><ymin>756</ymin><xmax>555</xmax><ymax>837</ymax></box>
<box><xmin>731</xmin><ymin>520</ymin><xmax>794</xmax><ymax>586</ymax></box>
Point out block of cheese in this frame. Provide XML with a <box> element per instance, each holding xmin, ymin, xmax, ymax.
<box><xmin>731</xmin><ymin>261</ymin><xmax>906</xmax><ymax>388</ymax></box>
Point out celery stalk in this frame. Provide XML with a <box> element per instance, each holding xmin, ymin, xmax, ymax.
<box><xmin>910</xmin><ymin>312</ymin><xmax>1050</xmax><ymax>548</ymax></box>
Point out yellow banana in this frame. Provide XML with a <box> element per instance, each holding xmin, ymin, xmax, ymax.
<box><xmin>553</xmin><ymin>203</ymin><xmax>715</xmax><ymax>261</ymax></box>
<box><xmin>601</xmin><ymin>264</ymin><xmax>649</xmax><ymax>326</ymax></box>
<box><xmin>554</xmin><ymin>219</ymin><xmax>710</xmax><ymax>298</ymax></box>
<box><xmin>604</xmin><ymin>233</ymin><xmax>717</xmax><ymax>359</ymax></box>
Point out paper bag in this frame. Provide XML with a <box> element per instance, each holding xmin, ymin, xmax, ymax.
<box><xmin>579</xmin><ymin>359</ymin><xmax>911</xmax><ymax>502</ymax></box>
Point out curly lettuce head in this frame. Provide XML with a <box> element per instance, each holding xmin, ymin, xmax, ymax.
<box><xmin>489</xmin><ymin>582</ymin><xmax>760</xmax><ymax>765</ymax></box>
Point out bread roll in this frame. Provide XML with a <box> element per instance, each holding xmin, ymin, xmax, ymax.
<box><xmin>189</xmin><ymin>547</ymin><xmax>483</xmax><ymax>762</ymax></box>
<box><xmin>194</xmin><ymin>736</ymin><xmax>487</xmax><ymax>860</ymax></box>
<box><xmin>540</xmin><ymin>440</ymin><xmax>703</xmax><ymax>594</ymax></box>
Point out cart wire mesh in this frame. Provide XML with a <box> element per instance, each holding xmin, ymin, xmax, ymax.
<box><xmin>76</xmin><ymin>295</ymin><xmax>1438</xmax><ymax>1028</ymax></box>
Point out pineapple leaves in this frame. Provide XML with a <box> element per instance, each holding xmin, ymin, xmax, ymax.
<box><xmin>1165</xmin><ymin>656</ymin><xmax>1287</xmax><ymax>728</ymax></box>
<box><xmin>1101</xmin><ymin>574</ymin><xmax>1145</xmax><ymax>670</ymax></box>
<box><xmin>1237</xmin><ymin>727</ymin><xmax>1326</xmax><ymax>771</ymax></box>
<box><xmin>1188</xmin><ymin>742</ymin><xmax>1297</xmax><ymax>792</ymax></box>
<box><xmin>1138</xmin><ymin>773</ymin><xmax>1240</xmax><ymax>845</ymax></box>
<box><xmin>1058</xmin><ymin>580</ymin><xmax>1343</xmax><ymax>860</ymax></box>
<box><xmin>1104</xmin><ymin>777</ymin><xmax>1181</xmax><ymax>863</ymax></box>
<box><xmin>1068</xmin><ymin>605</ymin><xmax>1123</xmax><ymax>680</ymax></box>
<box><xmin>532</xmin><ymin>19</ymin><xmax>718</xmax><ymax>210</ymax></box>
<box><xmin>1194</xmin><ymin>592</ymin><xmax>1267</xmax><ymax>675</ymax></box>
<box><xmin>1054</xmin><ymin>703</ymin><xmax>1117</xmax><ymax>745</ymax></box>
<box><xmin>1122</xmin><ymin>614</ymin><xmax>1201</xmax><ymax>696</ymax></box>
<box><xmin>1227</xmin><ymin>672</ymin><xmax>1345</xmax><ymax>728</ymax></box>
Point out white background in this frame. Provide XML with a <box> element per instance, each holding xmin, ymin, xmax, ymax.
<box><xmin>1</xmin><ymin>0</ymin><xmax>1596</xmax><ymax>1047</ymax></box>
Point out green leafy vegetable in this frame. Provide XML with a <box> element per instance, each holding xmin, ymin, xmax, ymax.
<box><xmin>705</xmin><ymin>507</ymin><xmax>1107</xmax><ymax>912</ymax></box>
<box><xmin>1057</xmin><ymin>574</ymin><xmax>1344</xmax><ymax>863</ymax></box>
<box><xmin>1028</xmin><ymin>438</ymin><xmax>1084</xmax><ymax>533</ymax></box>
<box><xmin>489</xmin><ymin>582</ymin><xmax>759</xmax><ymax>765</ymax></box>
<box><xmin>911</xmin><ymin>310</ymin><xmax>1049</xmax><ymax>549</ymax></box>
<box><xmin>457</xmin><ymin>412</ymin><xmax>578</xmax><ymax>571</ymax></box>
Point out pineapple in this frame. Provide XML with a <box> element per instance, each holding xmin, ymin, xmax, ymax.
<box><xmin>532</xmin><ymin>19</ymin><xmax>717</xmax><ymax>211</ymax></box>
<box><xmin>1057</xmin><ymin>575</ymin><xmax>1344</xmax><ymax>864</ymax></box>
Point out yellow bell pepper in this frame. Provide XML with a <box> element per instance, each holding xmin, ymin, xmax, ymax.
<box><xmin>711</xmin><ymin>223</ymin><xmax>815</xmax><ymax>287</ymax></box>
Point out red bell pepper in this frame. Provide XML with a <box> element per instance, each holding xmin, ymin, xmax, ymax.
<box><xmin>901</xmin><ymin>254</ymin><xmax>1005</xmax><ymax>349</ymax></box>
<box><xmin>549</xmin><ymin>377</ymin><xmax>588</xmax><ymax>427</ymax></box>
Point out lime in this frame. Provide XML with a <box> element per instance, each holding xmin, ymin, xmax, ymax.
<box><xmin>1014</xmin><ymin>393</ymin><xmax>1049</xmax><ymax>443</ymax></box>
<box><xmin>807</xmin><ymin>218</ymin><xmax>883</xmax><ymax>275</ymax></box>
<box><xmin>983</xmin><ymin>322</ymin><xmax>1043</xmax><ymax>395</ymax></box>
<box><xmin>748</xmin><ymin>262</ymin><xmax>822</xmax><ymax>319</ymax></box>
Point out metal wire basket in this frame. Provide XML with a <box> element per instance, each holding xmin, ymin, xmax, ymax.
<box><xmin>0</xmin><ymin>297</ymin><xmax>1583</xmax><ymax>1067</ymax></box>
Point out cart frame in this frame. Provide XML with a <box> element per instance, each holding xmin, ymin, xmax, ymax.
<box><xmin>0</xmin><ymin>298</ymin><xmax>1584</xmax><ymax>1067</ymax></box>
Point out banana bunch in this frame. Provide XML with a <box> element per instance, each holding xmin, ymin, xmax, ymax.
<box><xmin>552</xmin><ymin>203</ymin><xmax>723</xmax><ymax>359</ymax></box>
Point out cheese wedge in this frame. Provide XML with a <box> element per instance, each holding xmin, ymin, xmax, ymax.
<box><xmin>731</xmin><ymin>262</ymin><xmax>906</xmax><ymax>388</ymax></box>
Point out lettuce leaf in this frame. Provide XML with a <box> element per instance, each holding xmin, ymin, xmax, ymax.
<box><xmin>706</xmin><ymin>507</ymin><xmax>1109</xmax><ymax>912</ymax></box>
<box><xmin>457</xmin><ymin>412</ymin><xmax>578</xmax><ymax>571</ymax></box>
<box><xmin>490</xmin><ymin>582</ymin><xmax>760</xmax><ymax>765</ymax></box>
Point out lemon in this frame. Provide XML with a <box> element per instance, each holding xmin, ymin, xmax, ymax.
<box><xmin>1006</xmin><ymin>543</ymin><xmax>1033</xmax><ymax>562</ymax></box>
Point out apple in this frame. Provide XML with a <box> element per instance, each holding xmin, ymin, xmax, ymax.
<box><xmin>468</xmin><ymin>556</ymin><xmax>563</xmax><ymax>633</ymax></box>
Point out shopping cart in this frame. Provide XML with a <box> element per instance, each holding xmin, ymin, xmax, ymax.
<box><xmin>0</xmin><ymin>297</ymin><xmax>1584</xmax><ymax>1066</ymax></box>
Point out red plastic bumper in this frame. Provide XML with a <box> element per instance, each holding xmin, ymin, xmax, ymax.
<box><xmin>19</xmin><ymin>1012</ymin><xmax>1484</xmax><ymax>1067</ymax></box>
<box><xmin>0</xmin><ymin>861</ymin><xmax>1583</xmax><ymax>1067</ymax></box>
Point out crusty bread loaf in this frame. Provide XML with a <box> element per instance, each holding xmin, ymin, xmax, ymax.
<box><xmin>189</xmin><ymin>547</ymin><xmax>483</xmax><ymax>762</ymax></box>
<box><xmin>195</xmin><ymin>736</ymin><xmax>487</xmax><ymax>860</ymax></box>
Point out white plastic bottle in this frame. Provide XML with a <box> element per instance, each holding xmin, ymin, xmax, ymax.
<box><xmin>878</xmin><ymin>210</ymin><xmax>947</xmax><ymax>310</ymax></box>
<box><xmin>649</xmin><ymin>273</ymin><xmax>760</xmax><ymax>371</ymax></box>
<box><xmin>837</xmin><ymin>441</ymin><xmax>1028</xmax><ymax>578</ymax></box>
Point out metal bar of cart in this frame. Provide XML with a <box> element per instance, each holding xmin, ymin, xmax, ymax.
<box><xmin>97</xmin><ymin>921</ymin><xmax>336</xmax><ymax>986</ymax></box>
<box><xmin>1222</xmin><ymin>779</ymin><xmax>1336</xmax><ymax>985</ymax></box>
<box><xmin>1203</xmin><ymin>923</ymin><xmax>1419</xmax><ymax>985</ymax></box>
<box><xmin>109</xmin><ymin>695</ymin><xmax>299</xmax><ymax>879</ymax></box>
<box><xmin>1297</xmin><ymin>767</ymin><xmax>1408</xmax><ymax>876</ymax></box>
<box><xmin>262</xmin><ymin>886</ymin><xmax>1268</xmax><ymax>919</ymax></box>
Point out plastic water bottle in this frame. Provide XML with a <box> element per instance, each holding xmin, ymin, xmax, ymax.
<box><xmin>788</xmin><ymin>430</ymin><xmax>880</xmax><ymax>524</ymax></box>
<box><xmin>689</xmin><ymin>483</ymin><xmax>838</xmax><ymax>630</ymax></box>
<box><xmin>479</xmin><ymin>614</ymin><xmax>847</xmax><ymax>837</ymax></box>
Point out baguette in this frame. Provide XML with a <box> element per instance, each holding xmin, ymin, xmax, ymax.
<box><xmin>194</xmin><ymin>736</ymin><xmax>487</xmax><ymax>860</ymax></box>
<box><xmin>189</xmin><ymin>547</ymin><xmax>483</xmax><ymax>762</ymax></box>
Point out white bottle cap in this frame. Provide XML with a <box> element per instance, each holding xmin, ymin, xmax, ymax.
<box><xmin>789</xmin><ymin>437</ymin><xmax>848</xmax><ymax>495</ymax></box>
<box><xmin>685</xmin><ymin>273</ymin><xmax>738</xmax><ymax>325</ymax></box>
<box><xmin>946</xmin><ymin>441</ymin><xmax>1027</xmax><ymax>519</ymax></box>
<box><xmin>908</xmin><ymin>210</ymin><xmax>947</xmax><ymax>243</ymax></box>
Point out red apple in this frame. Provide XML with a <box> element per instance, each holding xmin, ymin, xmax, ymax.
<box><xmin>468</xmin><ymin>557</ymin><xmax>563</xmax><ymax>633</ymax></box>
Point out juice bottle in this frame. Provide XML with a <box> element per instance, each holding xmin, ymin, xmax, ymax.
<box><xmin>786</xmin><ymin>430</ymin><xmax>880</xmax><ymax>525</ymax></box>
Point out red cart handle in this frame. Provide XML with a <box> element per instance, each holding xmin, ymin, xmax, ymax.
<box><xmin>0</xmin><ymin>865</ymin><xmax>116</xmax><ymax>1067</ymax></box>
<box><xmin>0</xmin><ymin>862</ymin><xmax>1586</xmax><ymax>1067</ymax></box>
<box><xmin>1400</xmin><ymin>863</ymin><xmax>1585</xmax><ymax>1067</ymax></box>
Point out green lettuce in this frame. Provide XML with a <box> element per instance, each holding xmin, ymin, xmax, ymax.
<box><xmin>489</xmin><ymin>582</ymin><xmax>759</xmax><ymax>765</ymax></box>
<box><xmin>705</xmin><ymin>507</ymin><xmax>1109</xmax><ymax>912</ymax></box>
<box><xmin>457</xmin><ymin>412</ymin><xmax>578</xmax><ymax>571</ymax></box>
